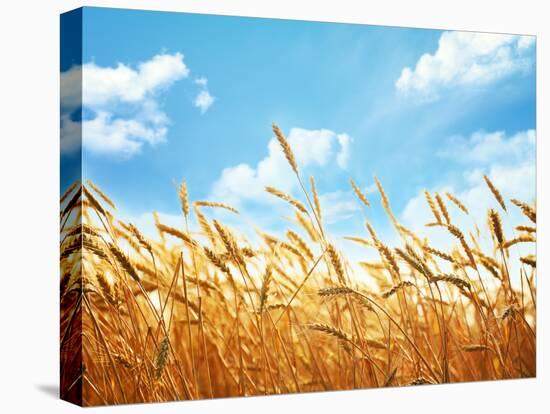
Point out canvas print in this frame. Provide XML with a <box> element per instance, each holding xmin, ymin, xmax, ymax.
<box><xmin>60</xmin><ymin>7</ymin><xmax>536</xmax><ymax>407</ymax></box>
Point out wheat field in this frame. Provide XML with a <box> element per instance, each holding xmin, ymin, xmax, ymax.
<box><xmin>60</xmin><ymin>124</ymin><xmax>536</xmax><ymax>406</ymax></box>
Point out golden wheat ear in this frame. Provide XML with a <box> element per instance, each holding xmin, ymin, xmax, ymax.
<box><xmin>179</xmin><ymin>181</ymin><xmax>190</xmax><ymax>218</ymax></box>
<box><xmin>272</xmin><ymin>123</ymin><xmax>298</xmax><ymax>174</ymax></box>
<box><xmin>484</xmin><ymin>175</ymin><xmax>507</xmax><ymax>211</ymax></box>
<box><xmin>349</xmin><ymin>178</ymin><xmax>370</xmax><ymax>207</ymax></box>
<box><xmin>265</xmin><ymin>186</ymin><xmax>308</xmax><ymax>214</ymax></box>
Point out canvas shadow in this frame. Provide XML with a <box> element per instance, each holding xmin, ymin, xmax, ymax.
<box><xmin>36</xmin><ymin>383</ymin><xmax>59</xmax><ymax>399</ymax></box>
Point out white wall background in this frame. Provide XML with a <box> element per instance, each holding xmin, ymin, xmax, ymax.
<box><xmin>0</xmin><ymin>1</ymin><xmax>546</xmax><ymax>412</ymax></box>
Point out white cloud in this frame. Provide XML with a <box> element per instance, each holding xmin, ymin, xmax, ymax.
<box><xmin>285</xmin><ymin>128</ymin><xmax>336</xmax><ymax>166</ymax></box>
<box><xmin>439</xmin><ymin>129</ymin><xmax>535</xmax><ymax>164</ymax></box>
<box><xmin>193</xmin><ymin>76</ymin><xmax>215</xmax><ymax>113</ymax></box>
<box><xmin>195</xmin><ymin>77</ymin><xmax>208</xmax><ymax>86</ymax></box>
<box><xmin>60</xmin><ymin>65</ymin><xmax>83</xmax><ymax>155</ymax></box>
<box><xmin>80</xmin><ymin>111</ymin><xmax>167</xmax><ymax>157</ymax></box>
<box><xmin>194</xmin><ymin>90</ymin><xmax>215</xmax><ymax>113</ymax></box>
<box><xmin>211</xmin><ymin>163</ymin><xmax>264</xmax><ymax>205</ymax></box>
<box><xmin>59</xmin><ymin>113</ymin><xmax>82</xmax><ymax>154</ymax></box>
<box><xmin>210</xmin><ymin>127</ymin><xmax>353</xmax><ymax>206</ymax></box>
<box><xmin>83</xmin><ymin>53</ymin><xmax>189</xmax><ymax>106</ymax></box>
<box><xmin>60</xmin><ymin>65</ymin><xmax>82</xmax><ymax>113</ymax></box>
<box><xmin>336</xmin><ymin>133</ymin><xmax>352</xmax><ymax>168</ymax></box>
<box><xmin>60</xmin><ymin>53</ymin><xmax>191</xmax><ymax>157</ymax></box>
<box><xmin>395</xmin><ymin>32</ymin><xmax>535</xmax><ymax>100</ymax></box>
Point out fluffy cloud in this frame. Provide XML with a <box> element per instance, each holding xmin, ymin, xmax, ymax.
<box><xmin>210</xmin><ymin>127</ymin><xmax>352</xmax><ymax>206</ymax></box>
<box><xmin>79</xmin><ymin>111</ymin><xmax>167</xmax><ymax>157</ymax></box>
<box><xmin>395</xmin><ymin>32</ymin><xmax>535</xmax><ymax>100</ymax></box>
<box><xmin>61</xmin><ymin>53</ymin><xmax>191</xmax><ymax>157</ymax></box>
<box><xmin>438</xmin><ymin>129</ymin><xmax>535</xmax><ymax>164</ymax></box>
<box><xmin>82</xmin><ymin>53</ymin><xmax>189</xmax><ymax>106</ymax></box>
<box><xmin>60</xmin><ymin>65</ymin><xmax>82</xmax><ymax>113</ymax></box>
<box><xmin>193</xmin><ymin>76</ymin><xmax>215</xmax><ymax>113</ymax></box>
<box><xmin>194</xmin><ymin>90</ymin><xmax>215</xmax><ymax>113</ymax></box>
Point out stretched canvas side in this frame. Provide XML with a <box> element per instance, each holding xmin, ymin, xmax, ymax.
<box><xmin>60</xmin><ymin>8</ymin><xmax>83</xmax><ymax>407</ymax></box>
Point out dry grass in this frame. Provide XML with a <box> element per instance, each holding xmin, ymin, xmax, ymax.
<box><xmin>60</xmin><ymin>124</ymin><xmax>536</xmax><ymax>406</ymax></box>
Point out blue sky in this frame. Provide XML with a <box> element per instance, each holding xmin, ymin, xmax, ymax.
<box><xmin>61</xmin><ymin>7</ymin><xmax>536</xmax><ymax>248</ymax></box>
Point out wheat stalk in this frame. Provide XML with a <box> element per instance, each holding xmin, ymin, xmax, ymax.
<box><xmin>520</xmin><ymin>255</ymin><xmax>536</xmax><ymax>268</ymax></box>
<box><xmin>462</xmin><ymin>344</ymin><xmax>491</xmax><ymax>352</ymax></box>
<box><xmin>350</xmin><ymin>178</ymin><xmax>370</xmax><ymax>207</ymax></box>
<box><xmin>511</xmin><ymin>198</ymin><xmax>536</xmax><ymax>223</ymax></box>
<box><xmin>272</xmin><ymin>123</ymin><xmax>298</xmax><ymax>174</ymax></box>
<box><xmin>488</xmin><ymin>209</ymin><xmax>504</xmax><ymax>247</ymax></box>
<box><xmin>194</xmin><ymin>201</ymin><xmax>239</xmax><ymax>214</ymax></box>
<box><xmin>516</xmin><ymin>225</ymin><xmax>536</xmax><ymax>233</ymax></box>
<box><xmin>310</xmin><ymin>176</ymin><xmax>322</xmax><ymax>222</ymax></box>
<box><xmin>179</xmin><ymin>181</ymin><xmax>190</xmax><ymax>218</ymax></box>
<box><xmin>265</xmin><ymin>186</ymin><xmax>308</xmax><ymax>214</ymax></box>
<box><xmin>259</xmin><ymin>265</ymin><xmax>272</xmax><ymax>313</ymax></box>
<box><xmin>326</xmin><ymin>244</ymin><xmax>346</xmax><ymax>283</ymax></box>
<box><xmin>425</xmin><ymin>191</ymin><xmax>442</xmax><ymax>224</ymax></box>
<box><xmin>108</xmin><ymin>243</ymin><xmax>140</xmax><ymax>282</ymax></box>
<box><xmin>287</xmin><ymin>230</ymin><xmax>314</xmax><ymax>261</ymax></box>
<box><xmin>484</xmin><ymin>175</ymin><xmax>507</xmax><ymax>211</ymax></box>
<box><xmin>156</xmin><ymin>223</ymin><xmax>196</xmax><ymax>246</ymax></box>
<box><xmin>435</xmin><ymin>192</ymin><xmax>450</xmax><ymax>224</ymax></box>
<box><xmin>503</xmin><ymin>235</ymin><xmax>536</xmax><ymax>249</ymax></box>
<box><xmin>445</xmin><ymin>192</ymin><xmax>469</xmax><ymax>214</ymax></box>
<box><xmin>382</xmin><ymin>281</ymin><xmax>414</xmax><ymax>298</ymax></box>
<box><xmin>155</xmin><ymin>336</ymin><xmax>170</xmax><ymax>379</ymax></box>
<box><xmin>87</xmin><ymin>180</ymin><xmax>116</xmax><ymax>210</ymax></box>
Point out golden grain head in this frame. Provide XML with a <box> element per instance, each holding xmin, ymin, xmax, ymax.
<box><xmin>511</xmin><ymin>198</ymin><xmax>536</xmax><ymax>223</ymax></box>
<box><xmin>424</xmin><ymin>191</ymin><xmax>442</xmax><ymax>224</ymax></box>
<box><xmin>310</xmin><ymin>176</ymin><xmax>323</xmax><ymax>221</ymax></box>
<box><xmin>179</xmin><ymin>181</ymin><xmax>190</xmax><ymax>218</ymax></box>
<box><xmin>194</xmin><ymin>200</ymin><xmax>239</xmax><ymax>214</ymax></box>
<box><xmin>488</xmin><ymin>208</ymin><xmax>504</xmax><ymax>246</ymax></box>
<box><xmin>265</xmin><ymin>186</ymin><xmax>308</xmax><ymax>214</ymax></box>
<box><xmin>484</xmin><ymin>175</ymin><xmax>507</xmax><ymax>212</ymax></box>
<box><xmin>350</xmin><ymin>178</ymin><xmax>370</xmax><ymax>208</ymax></box>
<box><xmin>272</xmin><ymin>123</ymin><xmax>298</xmax><ymax>173</ymax></box>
